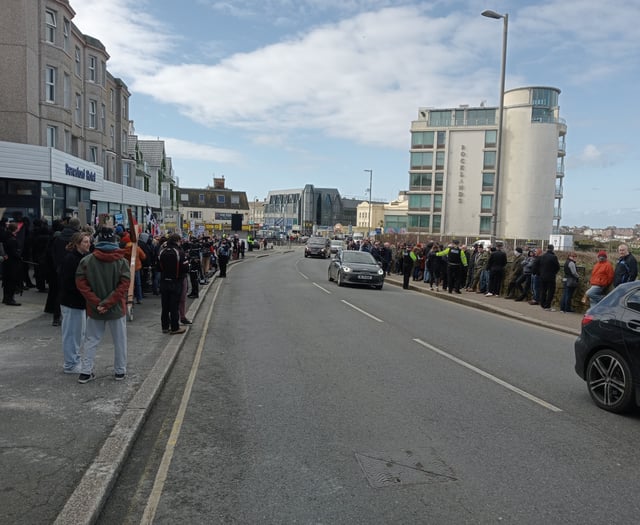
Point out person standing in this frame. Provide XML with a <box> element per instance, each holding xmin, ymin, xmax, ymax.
<box><xmin>158</xmin><ymin>233</ymin><xmax>189</xmax><ymax>335</ymax></box>
<box><xmin>217</xmin><ymin>238</ymin><xmax>231</xmax><ymax>278</ymax></box>
<box><xmin>75</xmin><ymin>227</ymin><xmax>130</xmax><ymax>383</ymax></box>
<box><xmin>585</xmin><ymin>250</ymin><xmax>614</xmax><ymax>306</ymax></box>
<box><xmin>2</xmin><ymin>222</ymin><xmax>22</xmax><ymax>306</ymax></box>
<box><xmin>486</xmin><ymin>244</ymin><xmax>507</xmax><ymax>297</ymax></box>
<box><xmin>60</xmin><ymin>232</ymin><xmax>91</xmax><ymax>373</ymax></box>
<box><xmin>51</xmin><ymin>217</ymin><xmax>81</xmax><ymax>326</ymax></box>
<box><xmin>538</xmin><ymin>244</ymin><xmax>560</xmax><ymax>311</ymax></box>
<box><xmin>505</xmin><ymin>247</ymin><xmax>524</xmax><ymax>298</ymax></box>
<box><xmin>613</xmin><ymin>243</ymin><xmax>638</xmax><ymax>287</ymax></box>
<box><xmin>436</xmin><ymin>240</ymin><xmax>467</xmax><ymax>294</ymax></box>
<box><xmin>401</xmin><ymin>243</ymin><xmax>415</xmax><ymax>290</ymax></box>
<box><xmin>560</xmin><ymin>251</ymin><xmax>580</xmax><ymax>313</ymax></box>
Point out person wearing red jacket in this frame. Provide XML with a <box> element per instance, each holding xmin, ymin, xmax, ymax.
<box><xmin>585</xmin><ymin>250</ymin><xmax>614</xmax><ymax>306</ymax></box>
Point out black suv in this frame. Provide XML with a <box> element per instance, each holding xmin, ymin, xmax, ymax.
<box><xmin>304</xmin><ymin>237</ymin><xmax>330</xmax><ymax>258</ymax></box>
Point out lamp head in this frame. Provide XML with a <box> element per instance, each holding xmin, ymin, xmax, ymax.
<box><xmin>482</xmin><ymin>9</ymin><xmax>503</xmax><ymax>19</ymax></box>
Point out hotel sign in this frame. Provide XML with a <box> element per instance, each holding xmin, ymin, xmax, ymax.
<box><xmin>65</xmin><ymin>163</ymin><xmax>97</xmax><ymax>182</ymax></box>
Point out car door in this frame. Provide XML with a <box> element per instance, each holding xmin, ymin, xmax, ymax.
<box><xmin>619</xmin><ymin>288</ymin><xmax>640</xmax><ymax>372</ymax></box>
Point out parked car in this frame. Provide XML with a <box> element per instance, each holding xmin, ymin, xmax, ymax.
<box><xmin>330</xmin><ymin>239</ymin><xmax>345</xmax><ymax>254</ymax></box>
<box><xmin>574</xmin><ymin>281</ymin><xmax>640</xmax><ymax>413</ymax></box>
<box><xmin>328</xmin><ymin>250</ymin><xmax>384</xmax><ymax>289</ymax></box>
<box><xmin>304</xmin><ymin>237</ymin><xmax>330</xmax><ymax>258</ymax></box>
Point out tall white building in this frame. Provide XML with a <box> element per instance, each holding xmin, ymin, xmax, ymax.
<box><xmin>408</xmin><ymin>86</ymin><xmax>566</xmax><ymax>241</ymax></box>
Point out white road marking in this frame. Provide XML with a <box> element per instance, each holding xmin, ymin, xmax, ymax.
<box><xmin>413</xmin><ymin>338</ymin><xmax>563</xmax><ymax>413</ymax></box>
<box><xmin>341</xmin><ymin>300</ymin><xmax>384</xmax><ymax>323</ymax></box>
<box><xmin>313</xmin><ymin>282</ymin><xmax>332</xmax><ymax>294</ymax></box>
<box><xmin>140</xmin><ymin>282</ymin><xmax>222</xmax><ymax>524</ymax></box>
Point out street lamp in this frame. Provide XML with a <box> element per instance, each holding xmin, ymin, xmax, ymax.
<box><xmin>482</xmin><ymin>9</ymin><xmax>508</xmax><ymax>242</ymax></box>
<box><xmin>364</xmin><ymin>169</ymin><xmax>373</xmax><ymax>236</ymax></box>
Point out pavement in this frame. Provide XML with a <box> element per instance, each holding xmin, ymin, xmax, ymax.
<box><xmin>0</xmin><ymin>247</ymin><xmax>583</xmax><ymax>525</ymax></box>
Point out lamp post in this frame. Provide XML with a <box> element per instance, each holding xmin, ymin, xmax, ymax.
<box><xmin>364</xmin><ymin>169</ymin><xmax>373</xmax><ymax>236</ymax></box>
<box><xmin>482</xmin><ymin>9</ymin><xmax>508</xmax><ymax>242</ymax></box>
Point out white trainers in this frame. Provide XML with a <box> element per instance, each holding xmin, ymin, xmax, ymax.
<box><xmin>485</xmin><ymin>292</ymin><xmax>494</xmax><ymax>297</ymax></box>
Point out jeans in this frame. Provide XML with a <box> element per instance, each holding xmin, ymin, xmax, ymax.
<box><xmin>586</xmin><ymin>285</ymin><xmax>606</xmax><ymax>306</ymax></box>
<box><xmin>81</xmin><ymin>316</ymin><xmax>127</xmax><ymax>375</ymax></box>
<box><xmin>531</xmin><ymin>275</ymin><xmax>541</xmax><ymax>302</ymax></box>
<box><xmin>560</xmin><ymin>285</ymin><xmax>577</xmax><ymax>312</ymax></box>
<box><xmin>60</xmin><ymin>305</ymin><xmax>86</xmax><ymax>371</ymax></box>
<box><xmin>134</xmin><ymin>270</ymin><xmax>143</xmax><ymax>302</ymax></box>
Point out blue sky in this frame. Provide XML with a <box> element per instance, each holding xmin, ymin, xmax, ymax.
<box><xmin>72</xmin><ymin>0</ymin><xmax>640</xmax><ymax>228</ymax></box>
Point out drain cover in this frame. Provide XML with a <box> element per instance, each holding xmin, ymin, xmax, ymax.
<box><xmin>355</xmin><ymin>448</ymin><xmax>456</xmax><ymax>488</ymax></box>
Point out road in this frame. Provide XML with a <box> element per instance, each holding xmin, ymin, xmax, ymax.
<box><xmin>99</xmin><ymin>249</ymin><xmax>640</xmax><ymax>524</ymax></box>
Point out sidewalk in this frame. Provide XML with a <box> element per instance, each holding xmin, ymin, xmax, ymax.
<box><xmin>0</xmin><ymin>247</ymin><xmax>582</xmax><ymax>525</ymax></box>
<box><xmin>383</xmin><ymin>273</ymin><xmax>583</xmax><ymax>336</ymax></box>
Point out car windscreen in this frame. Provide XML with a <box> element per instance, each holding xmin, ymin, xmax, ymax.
<box><xmin>342</xmin><ymin>251</ymin><xmax>376</xmax><ymax>264</ymax></box>
<box><xmin>307</xmin><ymin>238</ymin><xmax>326</xmax><ymax>246</ymax></box>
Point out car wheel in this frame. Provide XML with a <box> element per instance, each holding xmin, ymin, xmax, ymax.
<box><xmin>337</xmin><ymin>272</ymin><xmax>344</xmax><ymax>287</ymax></box>
<box><xmin>586</xmin><ymin>348</ymin><xmax>635</xmax><ymax>413</ymax></box>
<box><xmin>304</xmin><ymin>253</ymin><xmax>308</xmax><ymax>258</ymax></box>
<box><xmin>328</xmin><ymin>269</ymin><xmax>333</xmax><ymax>282</ymax></box>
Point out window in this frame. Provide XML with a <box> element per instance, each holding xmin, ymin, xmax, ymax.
<box><xmin>122</xmin><ymin>131</ymin><xmax>128</xmax><ymax>154</ymax></box>
<box><xmin>122</xmin><ymin>96</ymin><xmax>127</xmax><ymax>119</ymax></box>
<box><xmin>627</xmin><ymin>291</ymin><xmax>640</xmax><ymax>313</ymax></box>
<box><xmin>479</xmin><ymin>216</ymin><xmax>491</xmax><ymax>234</ymax></box>
<box><xmin>437</xmin><ymin>131</ymin><xmax>446</xmax><ymax>149</ymax></box>
<box><xmin>46</xmin><ymin>126</ymin><xmax>57</xmax><ymax>147</ymax></box>
<box><xmin>63</xmin><ymin>19</ymin><xmax>70</xmax><ymax>51</ymax></box>
<box><xmin>409</xmin><ymin>194</ymin><xmax>432</xmax><ymax>210</ymax></box>
<box><xmin>217</xmin><ymin>195</ymin><xmax>225</xmax><ymax>204</ymax></box>
<box><xmin>432</xmin><ymin>215</ymin><xmax>441</xmax><ymax>233</ymax></box>
<box><xmin>434</xmin><ymin>173</ymin><xmax>444</xmax><ymax>191</ymax></box>
<box><xmin>64</xmin><ymin>130</ymin><xmax>71</xmax><ymax>153</ymax></box>
<box><xmin>45</xmin><ymin>66</ymin><xmax>56</xmax><ymax>102</ymax></box>
<box><xmin>483</xmin><ymin>151</ymin><xmax>496</xmax><ymax>170</ymax></box>
<box><xmin>481</xmin><ymin>195</ymin><xmax>493</xmax><ymax>213</ymax></box>
<box><xmin>433</xmin><ymin>194</ymin><xmax>442</xmax><ymax>212</ymax></box>
<box><xmin>435</xmin><ymin>151</ymin><xmax>445</xmax><ymax>169</ymax></box>
<box><xmin>45</xmin><ymin>10</ymin><xmax>56</xmax><ymax>44</ymax></box>
<box><xmin>467</xmin><ymin>109</ymin><xmax>495</xmax><ymax>126</ymax></box>
<box><xmin>110</xmin><ymin>89</ymin><xmax>115</xmax><ymax>112</ymax></box>
<box><xmin>88</xmin><ymin>56</ymin><xmax>97</xmax><ymax>82</ymax></box>
<box><xmin>411</xmin><ymin>131</ymin><xmax>434</xmax><ymax>149</ymax></box>
<box><xmin>89</xmin><ymin>146</ymin><xmax>98</xmax><ymax>163</ymax></box>
<box><xmin>101</xmin><ymin>61</ymin><xmax>106</xmax><ymax>87</ymax></box>
<box><xmin>429</xmin><ymin>110</ymin><xmax>451</xmax><ymax>127</ymax></box>
<box><xmin>75</xmin><ymin>93</ymin><xmax>82</xmax><ymax>124</ymax></box>
<box><xmin>408</xmin><ymin>214</ymin><xmax>430</xmax><ymax>228</ymax></box>
<box><xmin>63</xmin><ymin>73</ymin><xmax>70</xmax><ymax>108</ymax></box>
<box><xmin>485</xmin><ymin>130</ymin><xmax>497</xmax><ymax>147</ymax></box>
<box><xmin>482</xmin><ymin>172</ymin><xmax>495</xmax><ymax>191</ymax></box>
<box><xmin>101</xmin><ymin>104</ymin><xmax>106</xmax><ymax>131</ymax></box>
<box><xmin>109</xmin><ymin>125</ymin><xmax>115</xmax><ymax>149</ymax></box>
<box><xmin>410</xmin><ymin>152</ymin><xmax>433</xmax><ymax>170</ymax></box>
<box><xmin>531</xmin><ymin>88</ymin><xmax>558</xmax><ymax>108</ymax></box>
<box><xmin>189</xmin><ymin>211</ymin><xmax>202</xmax><ymax>219</ymax></box>
<box><xmin>88</xmin><ymin>100</ymin><xmax>97</xmax><ymax>128</ymax></box>
<box><xmin>122</xmin><ymin>162</ymin><xmax>131</xmax><ymax>187</ymax></box>
<box><xmin>75</xmin><ymin>47</ymin><xmax>81</xmax><ymax>76</ymax></box>
<box><xmin>410</xmin><ymin>172</ymin><xmax>432</xmax><ymax>189</ymax></box>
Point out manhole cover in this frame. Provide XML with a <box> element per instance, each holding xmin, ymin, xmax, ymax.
<box><xmin>355</xmin><ymin>448</ymin><xmax>456</xmax><ymax>488</ymax></box>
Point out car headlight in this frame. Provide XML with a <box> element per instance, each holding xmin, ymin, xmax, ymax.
<box><xmin>341</xmin><ymin>265</ymin><xmax>353</xmax><ymax>272</ymax></box>
<box><xmin>377</xmin><ymin>269</ymin><xmax>384</xmax><ymax>275</ymax></box>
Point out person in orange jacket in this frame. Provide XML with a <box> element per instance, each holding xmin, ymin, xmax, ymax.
<box><xmin>120</xmin><ymin>231</ymin><xmax>146</xmax><ymax>304</ymax></box>
<box><xmin>585</xmin><ymin>250</ymin><xmax>614</xmax><ymax>306</ymax></box>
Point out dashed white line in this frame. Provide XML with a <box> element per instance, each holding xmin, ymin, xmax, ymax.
<box><xmin>313</xmin><ymin>282</ymin><xmax>332</xmax><ymax>294</ymax></box>
<box><xmin>413</xmin><ymin>338</ymin><xmax>562</xmax><ymax>412</ymax></box>
<box><xmin>341</xmin><ymin>300</ymin><xmax>384</xmax><ymax>323</ymax></box>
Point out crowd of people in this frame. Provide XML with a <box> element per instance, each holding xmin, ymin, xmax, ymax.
<box><xmin>341</xmin><ymin>237</ymin><xmax>638</xmax><ymax>313</ymax></box>
<box><xmin>0</xmin><ymin>215</ymin><xmax>243</xmax><ymax>383</ymax></box>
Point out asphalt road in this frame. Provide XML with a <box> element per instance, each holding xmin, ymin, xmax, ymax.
<box><xmin>101</xmin><ymin>249</ymin><xmax>640</xmax><ymax>523</ymax></box>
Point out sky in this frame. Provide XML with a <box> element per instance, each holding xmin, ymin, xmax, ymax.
<box><xmin>71</xmin><ymin>0</ymin><xmax>640</xmax><ymax>229</ymax></box>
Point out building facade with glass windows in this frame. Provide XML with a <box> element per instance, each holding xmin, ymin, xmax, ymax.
<box><xmin>0</xmin><ymin>0</ymin><xmax>160</xmax><ymax>226</ymax></box>
<box><xmin>408</xmin><ymin>86</ymin><xmax>566</xmax><ymax>240</ymax></box>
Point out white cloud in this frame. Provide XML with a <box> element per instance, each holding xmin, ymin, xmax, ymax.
<box><xmin>138</xmin><ymin>135</ymin><xmax>241</xmax><ymax>164</ymax></box>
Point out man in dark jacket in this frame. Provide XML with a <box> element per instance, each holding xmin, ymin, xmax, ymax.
<box><xmin>50</xmin><ymin>217</ymin><xmax>81</xmax><ymax>325</ymax></box>
<box><xmin>2</xmin><ymin>223</ymin><xmax>22</xmax><ymax>306</ymax></box>
<box><xmin>486</xmin><ymin>244</ymin><xmax>508</xmax><ymax>297</ymax></box>
<box><xmin>158</xmin><ymin>233</ymin><xmax>189</xmax><ymax>335</ymax></box>
<box><xmin>538</xmin><ymin>244</ymin><xmax>560</xmax><ymax>311</ymax></box>
<box><xmin>613</xmin><ymin>243</ymin><xmax>638</xmax><ymax>287</ymax></box>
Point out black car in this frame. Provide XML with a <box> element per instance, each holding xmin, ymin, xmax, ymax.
<box><xmin>328</xmin><ymin>250</ymin><xmax>384</xmax><ymax>289</ymax></box>
<box><xmin>305</xmin><ymin>237</ymin><xmax>330</xmax><ymax>258</ymax></box>
<box><xmin>574</xmin><ymin>281</ymin><xmax>640</xmax><ymax>413</ymax></box>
